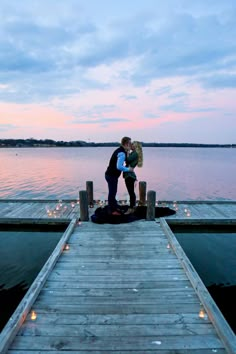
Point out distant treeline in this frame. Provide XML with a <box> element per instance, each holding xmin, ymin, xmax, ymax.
<box><xmin>0</xmin><ymin>138</ymin><xmax>235</xmax><ymax>148</ymax></box>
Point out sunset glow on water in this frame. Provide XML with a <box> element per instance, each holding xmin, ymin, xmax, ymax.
<box><xmin>0</xmin><ymin>147</ymin><xmax>235</xmax><ymax>201</ymax></box>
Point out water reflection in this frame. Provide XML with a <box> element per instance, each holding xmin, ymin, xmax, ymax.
<box><xmin>0</xmin><ymin>282</ymin><xmax>28</xmax><ymax>331</ymax></box>
<box><xmin>172</xmin><ymin>226</ymin><xmax>236</xmax><ymax>334</ymax></box>
<box><xmin>208</xmin><ymin>284</ymin><xmax>236</xmax><ymax>334</ymax></box>
<box><xmin>0</xmin><ymin>227</ymin><xmax>64</xmax><ymax>331</ymax></box>
<box><xmin>0</xmin><ymin>147</ymin><xmax>235</xmax><ymax>200</ymax></box>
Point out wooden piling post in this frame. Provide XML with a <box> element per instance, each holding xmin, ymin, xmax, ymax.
<box><xmin>79</xmin><ymin>190</ymin><xmax>89</xmax><ymax>221</ymax></box>
<box><xmin>86</xmin><ymin>181</ymin><xmax>94</xmax><ymax>207</ymax></box>
<box><xmin>146</xmin><ymin>190</ymin><xmax>156</xmax><ymax>220</ymax></box>
<box><xmin>139</xmin><ymin>181</ymin><xmax>147</xmax><ymax>205</ymax></box>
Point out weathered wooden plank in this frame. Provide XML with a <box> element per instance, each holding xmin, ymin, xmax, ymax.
<box><xmin>45</xmin><ymin>279</ymin><xmax>192</xmax><ymax>289</ymax></box>
<box><xmin>39</xmin><ymin>287</ymin><xmax>196</xmax><ymax>297</ymax></box>
<box><xmin>212</xmin><ymin>204</ymin><xmax>236</xmax><ymax>218</ymax></box>
<box><xmin>31</xmin><ymin>303</ymin><xmax>202</xmax><ymax>314</ymax></box>
<box><xmin>68</xmin><ymin>240</ymin><xmax>170</xmax><ymax>247</ymax></box>
<box><xmin>7</xmin><ymin>349</ymin><xmax>227</xmax><ymax>354</ymax></box>
<box><xmin>47</xmin><ymin>273</ymin><xmax>189</xmax><ymax>282</ymax></box>
<box><xmin>56</xmin><ymin>255</ymin><xmax>178</xmax><ymax>263</ymax></box>
<box><xmin>48</xmin><ymin>267</ymin><xmax>185</xmax><ymax>276</ymax></box>
<box><xmin>54</xmin><ymin>261</ymin><xmax>182</xmax><ymax>270</ymax></box>
<box><xmin>37</xmin><ymin>293</ymin><xmax>200</xmax><ymax>305</ymax></box>
<box><xmin>1</xmin><ymin>203</ymin><xmax>25</xmax><ymax>217</ymax></box>
<box><xmin>166</xmin><ymin>218</ymin><xmax>236</xmax><ymax>227</ymax></box>
<box><xmin>69</xmin><ymin>234</ymin><xmax>167</xmax><ymax>241</ymax></box>
<box><xmin>58</xmin><ymin>254</ymin><xmax>178</xmax><ymax>261</ymax></box>
<box><xmin>18</xmin><ymin>322</ymin><xmax>216</xmax><ymax>337</ymax></box>
<box><xmin>60</xmin><ymin>248</ymin><xmax>176</xmax><ymax>256</ymax></box>
<box><xmin>0</xmin><ymin>203</ymin><xmax>16</xmax><ymax>216</ymax></box>
<box><xmin>10</xmin><ymin>334</ymin><xmax>224</xmax><ymax>351</ymax></box>
<box><xmin>21</xmin><ymin>312</ymin><xmax>211</xmax><ymax>325</ymax></box>
<box><xmin>4</xmin><ymin>202</ymin><xmax>31</xmax><ymax>218</ymax></box>
<box><xmin>187</xmin><ymin>205</ymin><xmax>202</xmax><ymax>218</ymax></box>
<box><xmin>63</xmin><ymin>240</ymin><xmax>170</xmax><ymax>247</ymax></box>
<box><xmin>192</xmin><ymin>204</ymin><xmax>225</xmax><ymax>218</ymax></box>
<box><xmin>0</xmin><ymin>217</ymin><xmax>69</xmax><ymax>226</ymax></box>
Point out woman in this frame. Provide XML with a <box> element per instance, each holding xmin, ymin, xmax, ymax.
<box><xmin>123</xmin><ymin>141</ymin><xmax>143</xmax><ymax>214</ymax></box>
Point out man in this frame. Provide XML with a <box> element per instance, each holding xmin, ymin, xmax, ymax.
<box><xmin>105</xmin><ymin>137</ymin><xmax>133</xmax><ymax>215</ymax></box>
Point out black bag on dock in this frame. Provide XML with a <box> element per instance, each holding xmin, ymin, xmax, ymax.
<box><xmin>91</xmin><ymin>205</ymin><xmax>138</xmax><ymax>224</ymax></box>
<box><xmin>91</xmin><ymin>205</ymin><xmax>176</xmax><ymax>224</ymax></box>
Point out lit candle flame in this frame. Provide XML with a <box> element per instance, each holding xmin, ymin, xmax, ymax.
<box><xmin>31</xmin><ymin>310</ymin><xmax>37</xmax><ymax>321</ymax></box>
<box><xmin>199</xmin><ymin>309</ymin><xmax>205</xmax><ymax>318</ymax></box>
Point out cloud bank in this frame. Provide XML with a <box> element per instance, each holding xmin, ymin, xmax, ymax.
<box><xmin>0</xmin><ymin>0</ymin><xmax>236</xmax><ymax>143</ymax></box>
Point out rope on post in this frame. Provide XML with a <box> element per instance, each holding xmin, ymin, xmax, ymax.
<box><xmin>79</xmin><ymin>190</ymin><xmax>89</xmax><ymax>221</ymax></box>
<box><xmin>139</xmin><ymin>181</ymin><xmax>147</xmax><ymax>205</ymax></box>
<box><xmin>146</xmin><ymin>190</ymin><xmax>156</xmax><ymax>220</ymax></box>
<box><xmin>86</xmin><ymin>181</ymin><xmax>94</xmax><ymax>207</ymax></box>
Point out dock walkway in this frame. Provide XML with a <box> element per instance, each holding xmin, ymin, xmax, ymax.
<box><xmin>0</xmin><ymin>200</ymin><xmax>236</xmax><ymax>353</ymax></box>
<box><xmin>0</xmin><ymin>199</ymin><xmax>236</xmax><ymax>221</ymax></box>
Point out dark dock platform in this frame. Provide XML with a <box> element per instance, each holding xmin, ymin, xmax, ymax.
<box><xmin>0</xmin><ymin>199</ymin><xmax>236</xmax><ymax>353</ymax></box>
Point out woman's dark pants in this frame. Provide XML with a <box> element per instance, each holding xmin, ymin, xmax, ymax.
<box><xmin>125</xmin><ymin>177</ymin><xmax>136</xmax><ymax>208</ymax></box>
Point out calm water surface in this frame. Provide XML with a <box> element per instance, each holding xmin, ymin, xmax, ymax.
<box><xmin>0</xmin><ymin>147</ymin><xmax>236</xmax><ymax>200</ymax></box>
<box><xmin>0</xmin><ymin>226</ymin><xmax>64</xmax><ymax>331</ymax></box>
<box><xmin>173</xmin><ymin>226</ymin><xmax>236</xmax><ymax>334</ymax></box>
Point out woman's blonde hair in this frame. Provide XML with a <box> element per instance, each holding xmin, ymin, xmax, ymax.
<box><xmin>133</xmin><ymin>141</ymin><xmax>143</xmax><ymax>167</ymax></box>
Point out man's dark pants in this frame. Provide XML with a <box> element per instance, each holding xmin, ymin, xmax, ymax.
<box><xmin>105</xmin><ymin>173</ymin><xmax>119</xmax><ymax>213</ymax></box>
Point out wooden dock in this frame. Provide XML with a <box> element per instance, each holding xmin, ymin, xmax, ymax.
<box><xmin>0</xmin><ymin>199</ymin><xmax>236</xmax><ymax>353</ymax></box>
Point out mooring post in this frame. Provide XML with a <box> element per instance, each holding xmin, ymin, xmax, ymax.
<box><xmin>146</xmin><ymin>190</ymin><xmax>156</xmax><ymax>220</ymax></box>
<box><xmin>86</xmin><ymin>181</ymin><xmax>94</xmax><ymax>207</ymax></box>
<box><xmin>139</xmin><ymin>181</ymin><xmax>147</xmax><ymax>205</ymax></box>
<box><xmin>79</xmin><ymin>190</ymin><xmax>89</xmax><ymax>221</ymax></box>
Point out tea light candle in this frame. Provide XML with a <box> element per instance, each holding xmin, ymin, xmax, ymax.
<box><xmin>199</xmin><ymin>308</ymin><xmax>205</xmax><ymax>318</ymax></box>
<box><xmin>31</xmin><ymin>310</ymin><xmax>37</xmax><ymax>321</ymax></box>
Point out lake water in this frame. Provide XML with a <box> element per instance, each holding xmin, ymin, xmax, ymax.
<box><xmin>0</xmin><ymin>224</ymin><xmax>65</xmax><ymax>331</ymax></box>
<box><xmin>0</xmin><ymin>147</ymin><xmax>236</xmax><ymax>200</ymax></box>
<box><xmin>172</xmin><ymin>225</ymin><xmax>236</xmax><ymax>334</ymax></box>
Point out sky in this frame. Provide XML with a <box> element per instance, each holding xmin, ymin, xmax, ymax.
<box><xmin>0</xmin><ymin>0</ymin><xmax>236</xmax><ymax>143</ymax></box>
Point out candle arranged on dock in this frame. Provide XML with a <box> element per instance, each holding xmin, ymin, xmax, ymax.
<box><xmin>30</xmin><ymin>310</ymin><xmax>37</xmax><ymax>321</ymax></box>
